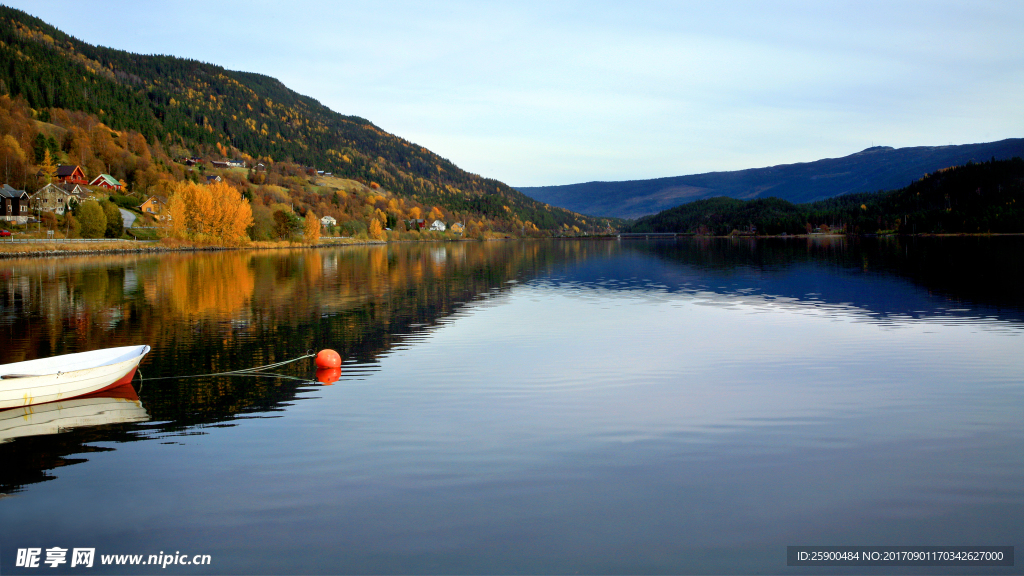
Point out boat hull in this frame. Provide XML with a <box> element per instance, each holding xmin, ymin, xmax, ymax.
<box><xmin>0</xmin><ymin>345</ymin><xmax>150</xmax><ymax>409</ymax></box>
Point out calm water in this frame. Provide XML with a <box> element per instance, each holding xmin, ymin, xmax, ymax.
<box><xmin>1</xmin><ymin>237</ymin><xmax>1022</xmax><ymax>575</ymax></box>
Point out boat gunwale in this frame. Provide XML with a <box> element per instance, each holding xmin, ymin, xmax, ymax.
<box><xmin>0</xmin><ymin>345</ymin><xmax>150</xmax><ymax>378</ymax></box>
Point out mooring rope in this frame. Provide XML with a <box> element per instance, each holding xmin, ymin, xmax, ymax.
<box><xmin>135</xmin><ymin>351</ymin><xmax>317</xmax><ymax>383</ymax></box>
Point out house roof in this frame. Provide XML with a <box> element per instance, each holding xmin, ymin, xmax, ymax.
<box><xmin>36</xmin><ymin>183</ymin><xmax>68</xmax><ymax>195</ymax></box>
<box><xmin>56</xmin><ymin>165</ymin><xmax>83</xmax><ymax>177</ymax></box>
<box><xmin>62</xmin><ymin>182</ymin><xmax>88</xmax><ymax>195</ymax></box>
<box><xmin>0</xmin><ymin>184</ymin><xmax>28</xmax><ymax>198</ymax></box>
<box><xmin>91</xmin><ymin>174</ymin><xmax>120</xmax><ymax>187</ymax></box>
<box><xmin>141</xmin><ymin>195</ymin><xmax>168</xmax><ymax>205</ymax></box>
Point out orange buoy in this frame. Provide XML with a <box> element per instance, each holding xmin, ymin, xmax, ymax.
<box><xmin>316</xmin><ymin>367</ymin><xmax>342</xmax><ymax>385</ymax></box>
<box><xmin>315</xmin><ymin>349</ymin><xmax>342</xmax><ymax>369</ymax></box>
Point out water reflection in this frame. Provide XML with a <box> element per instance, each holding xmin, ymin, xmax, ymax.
<box><xmin>143</xmin><ymin>253</ymin><xmax>256</xmax><ymax>319</ymax></box>
<box><xmin>0</xmin><ymin>384</ymin><xmax>147</xmax><ymax>445</ymax></box>
<box><xmin>1</xmin><ymin>238</ymin><xmax>1022</xmax><ymax>497</ymax></box>
<box><xmin>0</xmin><ymin>243</ymin><xmax>550</xmax><ymax>492</ymax></box>
<box><xmin>590</xmin><ymin>236</ymin><xmax>1024</xmax><ymax>324</ymax></box>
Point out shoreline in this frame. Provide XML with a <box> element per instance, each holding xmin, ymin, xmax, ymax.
<box><xmin>0</xmin><ymin>238</ymin><xmax>387</xmax><ymax>260</ymax></box>
<box><xmin>2</xmin><ymin>232</ymin><xmax>1021</xmax><ymax>261</ymax></box>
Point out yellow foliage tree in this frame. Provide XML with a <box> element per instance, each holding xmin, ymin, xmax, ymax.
<box><xmin>304</xmin><ymin>210</ymin><xmax>321</xmax><ymax>244</ymax></box>
<box><xmin>0</xmin><ymin>135</ymin><xmax>28</xmax><ymax>187</ymax></box>
<box><xmin>428</xmin><ymin>206</ymin><xmax>444</xmax><ymax>221</ymax></box>
<box><xmin>39</xmin><ymin>149</ymin><xmax>56</xmax><ymax>183</ymax></box>
<box><xmin>167</xmin><ymin>181</ymin><xmax>253</xmax><ymax>245</ymax></box>
<box><xmin>368</xmin><ymin>217</ymin><xmax>384</xmax><ymax>240</ymax></box>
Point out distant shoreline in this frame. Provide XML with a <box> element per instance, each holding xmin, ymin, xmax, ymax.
<box><xmin>617</xmin><ymin>232</ymin><xmax>1024</xmax><ymax>239</ymax></box>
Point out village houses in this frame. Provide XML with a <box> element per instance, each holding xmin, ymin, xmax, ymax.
<box><xmin>30</xmin><ymin>182</ymin><xmax>88</xmax><ymax>215</ymax></box>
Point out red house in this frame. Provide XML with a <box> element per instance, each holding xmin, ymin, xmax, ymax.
<box><xmin>90</xmin><ymin>173</ymin><xmax>122</xmax><ymax>191</ymax></box>
<box><xmin>56</xmin><ymin>165</ymin><xmax>88</xmax><ymax>185</ymax></box>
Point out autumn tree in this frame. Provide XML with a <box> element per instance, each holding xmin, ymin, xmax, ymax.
<box><xmin>38</xmin><ymin>149</ymin><xmax>57</xmax><ymax>183</ymax></box>
<box><xmin>103</xmin><ymin>200</ymin><xmax>123</xmax><ymax>238</ymax></box>
<box><xmin>78</xmin><ymin>201</ymin><xmax>107</xmax><ymax>238</ymax></box>
<box><xmin>304</xmin><ymin>210</ymin><xmax>321</xmax><ymax>244</ymax></box>
<box><xmin>368</xmin><ymin>217</ymin><xmax>384</xmax><ymax>240</ymax></box>
<box><xmin>0</xmin><ymin>134</ymin><xmax>28</xmax><ymax>188</ymax></box>
<box><xmin>167</xmin><ymin>181</ymin><xmax>253</xmax><ymax>245</ymax></box>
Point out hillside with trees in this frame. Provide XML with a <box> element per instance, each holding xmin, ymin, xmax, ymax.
<box><xmin>627</xmin><ymin>157</ymin><xmax>1024</xmax><ymax>236</ymax></box>
<box><xmin>0</xmin><ymin>6</ymin><xmax>612</xmax><ymax>239</ymax></box>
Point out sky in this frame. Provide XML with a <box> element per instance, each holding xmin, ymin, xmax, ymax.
<box><xmin>9</xmin><ymin>1</ymin><xmax>1024</xmax><ymax>186</ymax></box>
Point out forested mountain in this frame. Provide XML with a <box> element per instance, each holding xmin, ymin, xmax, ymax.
<box><xmin>518</xmin><ymin>140</ymin><xmax>1024</xmax><ymax>219</ymax></box>
<box><xmin>0</xmin><ymin>6</ymin><xmax>609</xmax><ymax>235</ymax></box>
<box><xmin>627</xmin><ymin>157</ymin><xmax>1024</xmax><ymax>235</ymax></box>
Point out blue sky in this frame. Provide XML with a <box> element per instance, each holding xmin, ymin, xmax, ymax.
<box><xmin>11</xmin><ymin>1</ymin><xmax>1023</xmax><ymax>186</ymax></box>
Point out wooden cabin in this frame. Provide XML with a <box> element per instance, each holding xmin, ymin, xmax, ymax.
<box><xmin>56</xmin><ymin>165</ymin><xmax>89</xmax><ymax>185</ymax></box>
<box><xmin>89</xmin><ymin>174</ymin><xmax>122</xmax><ymax>191</ymax></box>
<box><xmin>1</xmin><ymin>184</ymin><xmax>30</xmax><ymax>223</ymax></box>
<box><xmin>138</xmin><ymin>195</ymin><xmax>168</xmax><ymax>219</ymax></box>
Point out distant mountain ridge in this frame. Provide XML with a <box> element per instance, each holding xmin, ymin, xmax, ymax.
<box><xmin>516</xmin><ymin>139</ymin><xmax>1024</xmax><ymax>219</ymax></box>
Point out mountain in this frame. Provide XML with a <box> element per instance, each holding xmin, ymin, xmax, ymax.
<box><xmin>626</xmin><ymin>157</ymin><xmax>1024</xmax><ymax>236</ymax></box>
<box><xmin>516</xmin><ymin>139</ymin><xmax>1024</xmax><ymax>219</ymax></box>
<box><xmin>0</xmin><ymin>6</ymin><xmax>608</xmax><ymax>234</ymax></box>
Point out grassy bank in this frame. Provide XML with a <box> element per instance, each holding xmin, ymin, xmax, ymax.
<box><xmin>0</xmin><ymin>237</ymin><xmax>390</xmax><ymax>259</ymax></box>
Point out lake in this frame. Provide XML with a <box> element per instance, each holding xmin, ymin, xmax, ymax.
<box><xmin>1</xmin><ymin>237</ymin><xmax>1022</xmax><ymax>574</ymax></box>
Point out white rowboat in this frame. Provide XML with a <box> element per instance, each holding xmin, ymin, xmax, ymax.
<box><xmin>0</xmin><ymin>346</ymin><xmax>150</xmax><ymax>409</ymax></box>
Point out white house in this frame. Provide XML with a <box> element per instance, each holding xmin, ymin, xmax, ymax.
<box><xmin>320</xmin><ymin>215</ymin><xmax>337</xmax><ymax>228</ymax></box>
<box><xmin>429</xmin><ymin>219</ymin><xmax>446</xmax><ymax>232</ymax></box>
